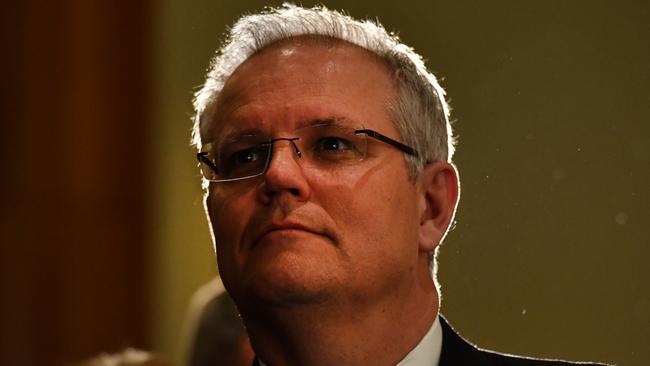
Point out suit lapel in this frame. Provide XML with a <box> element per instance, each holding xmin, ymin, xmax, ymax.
<box><xmin>439</xmin><ymin>315</ymin><xmax>492</xmax><ymax>366</ymax></box>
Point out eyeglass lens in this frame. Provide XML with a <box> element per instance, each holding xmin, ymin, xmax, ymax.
<box><xmin>199</xmin><ymin>122</ymin><xmax>368</xmax><ymax>182</ymax></box>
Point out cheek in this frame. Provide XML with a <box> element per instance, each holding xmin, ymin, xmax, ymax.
<box><xmin>322</xmin><ymin>166</ymin><xmax>419</xmax><ymax>260</ymax></box>
<box><xmin>207</xmin><ymin>188</ymin><xmax>252</xmax><ymax>256</ymax></box>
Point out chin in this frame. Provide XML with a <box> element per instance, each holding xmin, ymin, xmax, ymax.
<box><xmin>246</xmin><ymin>278</ymin><xmax>330</xmax><ymax>308</ymax></box>
<box><xmin>240</xmin><ymin>252</ymin><xmax>339</xmax><ymax>308</ymax></box>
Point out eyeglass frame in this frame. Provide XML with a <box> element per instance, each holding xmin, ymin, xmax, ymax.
<box><xmin>196</xmin><ymin>128</ymin><xmax>419</xmax><ymax>183</ymax></box>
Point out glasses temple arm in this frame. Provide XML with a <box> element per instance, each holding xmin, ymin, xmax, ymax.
<box><xmin>355</xmin><ymin>129</ymin><xmax>419</xmax><ymax>157</ymax></box>
<box><xmin>197</xmin><ymin>152</ymin><xmax>220</xmax><ymax>174</ymax></box>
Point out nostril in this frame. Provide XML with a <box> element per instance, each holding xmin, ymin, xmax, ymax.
<box><xmin>289</xmin><ymin>188</ymin><xmax>300</xmax><ymax>196</ymax></box>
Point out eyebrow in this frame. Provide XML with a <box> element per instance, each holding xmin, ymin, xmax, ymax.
<box><xmin>219</xmin><ymin>127</ymin><xmax>266</xmax><ymax>145</ymax></box>
<box><xmin>218</xmin><ymin>115</ymin><xmax>358</xmax><ymax>144</ymax></box>
<box><xmin>295</xmin><ymin>116</ymin><xmax>355</xmax><ymax>129</ymax></box>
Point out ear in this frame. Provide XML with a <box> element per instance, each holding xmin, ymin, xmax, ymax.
<box><xmin>417</xmin><ymin>162</ymin><xmax>460</xmax><ymax>253</ymax></box>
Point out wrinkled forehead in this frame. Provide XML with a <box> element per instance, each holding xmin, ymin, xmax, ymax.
<box><xmin>201</xmin><ymin>36</ymin><xmax>396</xmax><ymax>142</ymax></box>
<box><xmin>220</xmin><ymin>37</ymin><xmax>372</xmax><ymax>103</ymax></box>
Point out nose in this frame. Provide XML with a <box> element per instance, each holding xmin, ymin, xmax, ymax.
<box><xmin>257</xmin><ymin>139</ymin><xmax>311</xmax><ymax>204</ymax></box>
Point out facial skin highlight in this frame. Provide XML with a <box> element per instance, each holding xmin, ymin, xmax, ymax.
<box><xmin>205</xmin><ymin>39</ymin><xmax>436</xmax><ymax>315</ymax></box>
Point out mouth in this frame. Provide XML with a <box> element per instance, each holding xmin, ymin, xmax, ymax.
<box><xmin>251</xmin><ymin>223</ymin><xmax>332</xmax><ymax>248</ymax></box>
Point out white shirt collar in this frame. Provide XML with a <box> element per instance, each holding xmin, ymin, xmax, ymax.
<box><xmin>395</xmin><ymin>315</ymin><xmax>442</xmax><ymax>366</ymax></box>
<box><xmin>258</xmin><ymin>316</ymin><xmax>442</xmax><ymax>366</ymax></box>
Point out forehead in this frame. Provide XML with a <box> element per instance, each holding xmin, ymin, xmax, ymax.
<box><xmin>207</xmin><ymin>37</ymin><xmax>398</xmax><ymax>138</ymax></box>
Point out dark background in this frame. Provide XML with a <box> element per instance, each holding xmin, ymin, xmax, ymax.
<box><xmin>1</xmin><ymin>1</ymin><xmax>647</xmax><ymax>365</ymax></box>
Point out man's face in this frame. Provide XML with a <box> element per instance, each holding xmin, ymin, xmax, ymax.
<box><xmin>205</xmin><ymin>39</ymin><xmax>426</xmax><ymax>310</ymax></box>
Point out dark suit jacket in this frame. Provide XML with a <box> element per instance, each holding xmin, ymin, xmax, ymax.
<box><xmin>438</xmin><ymin>316</ymin><xmax>610</xmax><ymax>366</ymax></box>
<box><xmin>252</xmin><ymin>317</ymin><xmax>612</xmax><ymax>366</ymax></box>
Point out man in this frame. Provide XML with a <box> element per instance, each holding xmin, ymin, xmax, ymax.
<box><xmin>192</xmin><ymin>4</ymin><xmax>609</xmax><ymax>366</ymax></box>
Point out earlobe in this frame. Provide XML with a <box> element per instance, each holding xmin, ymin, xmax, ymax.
<box><xmin>417</xmin><ymin>162</ymin><xmax>460</xmax><ymax>253</ymax></box>
<box><xmin>418</xmin><ymin>220</ymin><xmax>438</xmax><ymax>252</ymax></box>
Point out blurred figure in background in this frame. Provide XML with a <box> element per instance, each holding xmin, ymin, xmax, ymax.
<box><xmin>184</xmin><ymin>278</ymin><xmax>254</xmax><ymax>366</ymax></box>
<box><xmin>79</xmin><ymin>349</ymin><xmax>171</xmax><ymax>366</ymax></box>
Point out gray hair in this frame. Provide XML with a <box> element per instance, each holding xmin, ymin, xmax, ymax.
<box><xmin>192</xmin><ymin>3</ymin><xmax>455</xmax><ymax>178</ymax></box>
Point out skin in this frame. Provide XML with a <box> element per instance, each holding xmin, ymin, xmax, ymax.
<box><xmin>205</xmin><ymin>38</ymin><xmax>459</xmax><ymax>366</ymax></box>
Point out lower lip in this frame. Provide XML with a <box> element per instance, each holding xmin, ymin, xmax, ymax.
<box><xmin>255</xmin><ymin>229</ymin><xmax>323</xmax><ymax>246</ymax></box>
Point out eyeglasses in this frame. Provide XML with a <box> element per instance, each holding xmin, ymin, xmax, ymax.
<box><xmin>196</xmin><ymin>122</ymin><xmax>419</xmax><ymax>183</ymax></box>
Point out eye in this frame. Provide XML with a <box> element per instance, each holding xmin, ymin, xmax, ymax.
<box><xmin>230</xmin><ymin>147</ymin><xmax>262</xmax><ymax>165</ymax></box>
<box><xmin>316</xmin><ymin>136</ymin><xmax>353</xmax><ymax>152</ymax></box>
<box><xmin>219</xmin><ymin>145</ymin><xmax>269</xmax><ymax>178</ymax></box>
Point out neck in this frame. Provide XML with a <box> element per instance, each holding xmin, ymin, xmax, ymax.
<box><xmin>243</xmin><ymin>277</ymin><xmax>439</xmax><ymax>366</ymax></box>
